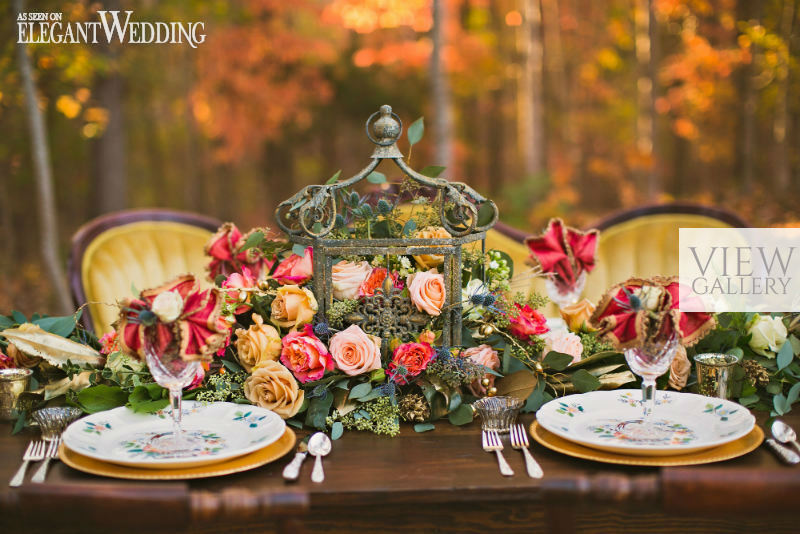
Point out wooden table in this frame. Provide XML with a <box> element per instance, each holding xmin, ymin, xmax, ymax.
<box><xmin>2</xmin><ymin>412</ymin><xmax>799</xmax><ymax>533</ymax></box>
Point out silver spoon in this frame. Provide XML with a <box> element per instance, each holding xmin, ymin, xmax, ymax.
<box><xmin>307</xmin><ymin>432</ymin><xmax>332</xmax><ymax>483</ymax></box>
<box><xmin>771</xmin><ymin>420</ymin><xmax>800</xmax><ymax>455</ymax></box>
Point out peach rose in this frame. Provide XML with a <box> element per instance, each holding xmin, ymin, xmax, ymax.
<box><xmin>234</xmin><ymin>314</ymin><xmax>282</xmax><ymax>371</ymax></box>
<box><xmin>280</xmin><ymin>324</ymin><xmax>333</xmax><ymax>383</ymax></box>
<box><xmin>419</xmin><ymin>330</ymin><xmax>436</xmax><ymax>344</ymax></box>
<box><xmin>243</xmin><ymin>360</ymin><xmax>304</xmax><ymax>418</ymax></box>
<box><xmin>332</xmin><ymin>261</ymin><xmax>372</xmax><ymax>300</ymax></box>
<box><xmin>560</xmin><ymin>299</ymin><xmax>596</xmax><ymax>333</ymax></box>
<box><xmin>412</xmin><ymin>226</ymin><xmax>452</xmax><ymax>269</ymax></box>
<box><xmin>328</xmin><ymin>324</ymin><xmax>382</xmax><ymax>376</ymax></box>
<box><xmin>668</xmin><ymin>345</ymin><xmax>691</xmax><ymax>390</ymax></box>
<box><xmin>407</xmin><ymin>269</ymin><xmax>446</xmax><ymax>316</ymax></box>
<box><xmin>464</xmin><ymin>344</ymin><xmax>500</xmax><ymax>396</ymax></box>
<box><xmin>543</xmin><ymin>330</ymin><xmax>584</xmax><ymax>365</ymax></box>
<box><xmin>270</xmin><ymin>285</ymin><xmax>317</xmax><ymax>330</ymax></box>
<box><xmin>272</xmin><ymin>247</ymin><xmax>313</xmax><ymax>285</ymax></box>
<box><xmin>358</xmin><ymin>267</ymin><xmax>388</xmax><ymax>297</ymax></box>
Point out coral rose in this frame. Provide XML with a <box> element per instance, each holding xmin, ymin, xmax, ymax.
<box><xmin>98</xmin><ymin>331</ymin><xmax>120</xmax><ymax>355</ymax></box>
<box><xmin>560</xmin><ymin>299</ymin><xmax>596</xmax><ymax>333</ymax></box>
<box><xmin>234</xmin><ymin>314</ymin><xmax>282</xmax><ymax>372</ymax></box>
<box><xmin>328</xmin><ymin>324</ymin><xmax>382</xmax><ymax>376</ymax></box>
<box><xmin>463</xmin><ymin>344</ymin><xmax>500</xmax><ymax>396</ymax></box>
<box><xmin>412</xmin><ymin>226</ymin><xmax>452</xmax><ymax>269</ymax></box>
<box><xmin>270</xmin><ymin>285</ymin><xmax>317</xmax><ymax>330</ymax></box>
<box><xmin>509</xmin><ymin>303</ymin><xmax>549</xmax><ymax>343</ymax></box>
<box><xmin>243</xmin><ymin>360</ymin><xmax>304</xmax><ymax>418</ymax></box>
<box><xmin>407</xmin><ymin>269</ymin><xmax>446</xmax><ymax>316</ymax></box>
<box><xmin>331</xmin><ymin>261</ymin><xmax>372</xmax><ymax>300</ymax></box>
<box><xmin>542</xmin><ymin>330</ymin><xmax>584</xmax><ymax>365</ymax></box>
<box><xmin>280</xmin><ymin>325</ymin><xmax>334</xmax><ymax>383</ymax></box>
<box><xmin>358</xmin><ymin>267</ymin><xmax>388</xmax><ymax>297</ymax></box>
<box><xmin>668</xmin><ymin>345</ymin><xmax>691</xmax><ymax>390</ymax></box>
<box><xmin>388</xmin><ymin>342</ymin><xmax>434</xmax><ymax>385</ymax></box>
<box><xmin>273</xmin><ymin>247</ymin><xmax>313</xmax><ymax>285</ymax></box>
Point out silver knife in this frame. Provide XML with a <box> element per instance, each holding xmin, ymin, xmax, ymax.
<box><xmin>282</xmin><ymin>442</ymin><xmax>309</xmax><ymax>480</ymax></box>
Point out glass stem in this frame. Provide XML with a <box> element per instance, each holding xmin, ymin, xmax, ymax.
<box><xmin>641</xmin><ymin>379</ymin><xmax>656</xmax><ymax>419</ymax></box>
<box><xmin>170</xmin><ymin>387</ymin><xmax>183</xmax><ymax>445</ymax></box>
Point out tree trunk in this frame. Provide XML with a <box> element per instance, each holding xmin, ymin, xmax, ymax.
<box><xmin>431</xmin><ymin>0</ymin><xmax>454</xmax><ymax>172</ymax></box>
<box><xmin>518</xmin><ymin>0</ymin><xmax>545</xmax><ymax>177</ymax></box>
<box><xmin>774</xmin><ymin>0</ymin><xmax>797</xmax><ymax>192</ymax></box>
<box><xmin>14</xmin><ymin>0</ymin><xmax>72</xmax><ymax>314</ymax></box>
<box><xmin>634</xmin><ymin>0</ymin><xmax>658</xmax><ymax>199</ymax></box>
<box><xmin>736</xmin><ymin>0</ymin><xmax>762</xmax><ymax>194</ymax></box>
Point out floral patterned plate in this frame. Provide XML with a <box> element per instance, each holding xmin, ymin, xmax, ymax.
<box><xmin>536</xmin><ymin>390</ymin><xmax>755</xmax><ymax>456</ymax></box>
<box><xmin>62</xmin><ymin>401</ymin><xmax>285</xmax><ymax>469</ymax></box>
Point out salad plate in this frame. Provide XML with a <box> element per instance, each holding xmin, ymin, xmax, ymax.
<box><xmin>536</xmin><ymin>389</ymin><xmax>755</xmax><ymax>456</ymax></box>
<box><xmin>62</xmin><ymin>401</ymin><xmax>285</xmax><ymax>469</ymax></box>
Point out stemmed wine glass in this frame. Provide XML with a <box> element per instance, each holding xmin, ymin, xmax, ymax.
<box><xmin>545</xmin><ymin>271</ymin><xmax>587</xmax><ymax>308</ymax></box>
<box><xmin>143</xmin><ymin>330</ymin><xmax>202</xmax><ymax>454</ymax></box>
<box><xmin>623</xmin><ymin>334</ymin><xmax>679</xmax><ymax>418</ymax></box>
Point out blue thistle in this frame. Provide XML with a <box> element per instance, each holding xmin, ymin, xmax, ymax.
<box><xmin>314</xmin><ymin>322</ymin><xmax>330</xmax><ymax>336</ymax></box>
<box><xmin>483</xmin><ymin>294</ymin><xmax>496</xmax><ymax>307</ymax></box>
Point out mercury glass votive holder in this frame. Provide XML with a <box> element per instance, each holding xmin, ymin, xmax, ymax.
<box><xmin>694</xmin><ymin>353</ymin><xmax>739</xmax><ymax>399</ymax></box>
<box><xmin>472</xmin><ymin>396</ymin><xmax>523</xmax><ymax>433</ymax></box>
<box><xmin>0</xmin><ymin>368</ymin><xmax>33</xmax><ymax>420</ymax></box>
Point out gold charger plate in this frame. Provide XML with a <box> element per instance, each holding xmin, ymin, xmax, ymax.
<box><xmin>529</xmin><ymin>421</ymin><xmax>763</xmax><ymax>467</ymax></box>
<box><xmin>59</xmin><ymin>427</ymin><xmax>296</xmax><ymax>480</ymax></box>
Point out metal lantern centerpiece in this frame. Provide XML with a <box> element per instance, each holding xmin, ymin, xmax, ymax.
<box><xmin>275</xmin><ymin>105</ymin><xmax>498</xmax><ymax>351</ymax></box>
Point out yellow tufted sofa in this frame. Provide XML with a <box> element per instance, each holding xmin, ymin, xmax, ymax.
<box><xmin>69</xmin><ymin>210</ymin><xmax>221</xmax><ymax>334</ymax></box>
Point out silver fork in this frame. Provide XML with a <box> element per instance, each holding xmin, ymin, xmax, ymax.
<box><xmin>31</xmin><ymin>437</ymin><xmax>61</xmax><ymax>483</ymax></box>
<box><xmin>481</xmin><ymin>430</ymin><xmax>514</xmax><ymax>476</ymax></box>
<box><xmin>510</xmin><ymin>424</ymin><xmax>544</xmax><ymax>478</ymax></box>
<box><xmin>9</xmin><ymin>440</ymin><xmax>46</xmax><ymax>487</ymax></box>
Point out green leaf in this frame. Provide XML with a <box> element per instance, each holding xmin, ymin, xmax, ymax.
<box><xmin>33</xmin><ymin>315</ymin><xmax>77</xmax><ymax>338</ymax></box>
<box><xmin>291</xmin><ymin>244</ymin><xmax>307</xmax><ymax>257</ymax></box>
<box><xmin>11</xmin><ymin>310</ymin><xmax>27</xmax><ymax>324</ymax></box>
<box><xmin>777</xmin><ymin>341</ymin><xmax>793</xmax><ymax>372</ymax></box>
<box><xmin>305</xmin><ymin>393</ymin><xmax>334</xmax><ymax>430</ymax></box>
<box><xmin>349</xmin><ymin>382</ymin><xmax>373</xmax><ymax>400</ymax></box>
<box><xmin>408</xmin><ymin>117</ymin><xmax>424</xmax><ymax>146</ymax></box>
<box><xmin>402</xmin><ymin>220</ymin><xmax>417</xmax><ymax>236</ymax></box>
<box><xmin>773</xmin><ymin>393</ymin><xmax>788</xmax><ymax>416</ymax></box>
<box><xmin>786</xmin><ymin>382</ymin><xmax>800</xmax><ymax>407</ymax></box>
<box><xmin>571</xmin><ymin>369</ymin><xmax>602</xmax><ymax>393</ymax></box>
<box><xmin>331</xmin><ymin>421</ymin><xmax>344</xmax><ymax>440</ymax></box>
<box><xmin>420</xmin><ymin>165</ymin><xmax>445</xmax><ymax>178</ymax></box>
<box><xmin>77</xmin><ymin>385</ymin><xmax>127</xmax><ymax>414</ymax></box>
<box><xmin>0</xmin><ymin>315</ymin><xmax>14</xmax><ymax>329</ymax></box>
<box><xmin>326</xmin><ymin>169</ymin><xmax>342</xmax><ymax>185</ymax></box>
<box><xmin>287</xmin><ymin>419</ymin><xmax>303</xmax><ymax>429</ymax></box>
<box><xmin>414</xmin><ymin>423</ymin><xmax>435</xmax><ymax>432</ymax></box>
<box><xmin>239</xmin><ymin>231</ymin><xmax>264</xmax><ymax>252</ymax></box>
<box><xmin>476</xmin><ymin>202</ymin><xmax>496</xmax><ymax>227</ymax></box>
<box><xmin>369</xmin><ymin>369</ymin><xmax>386</xmax><ymax>383</ymax></box>
<box><xmin>543</xmin><ymin>351</ymin><xmax>575</xmax><ymax>372</ymax></box>
<box><xmin>366</xmin><ymin>171</ymin><xmax>387</xmax><ymax>184</ymax></box>
<box><xmin>215</xmin><ymin>274</ymin><xmax>227</xmax><ymax>286</ymax></box>
<box><xmin>447</xmin><ymin>403</ymin><xmax>474</xmax><ymax>426</ymax></box>
<box><xmin>739</xmin><ymin>394</ymin><xmax>760</xmax><ymax>407</ymax></box>
<box><xmin>222</xmin><ymin>358</ymin><xmax>244</xmax><ymax>373</ymax></box>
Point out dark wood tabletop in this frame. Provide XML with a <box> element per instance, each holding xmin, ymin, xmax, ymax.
<box><xmin>2</xmin><ymin>411</ymin><xmax>799</xmax><ymax>534</ymax></box>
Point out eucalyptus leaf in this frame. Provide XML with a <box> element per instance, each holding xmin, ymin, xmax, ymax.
<box><xmin>366</xmin><ymin>171</ymin><xmax>387</xmax><ymax>184</ymax></box>
<box><xmin>420</xmin><ymin>165</ymin><xmax>445</xmax><ymax>177</ymax></box>
<box><xmin>786</xmin><ymin>382</ymin><xmax>800</xmax><ymax>407</ymax></box>
<box><xmin>739</xmin><ymin>394</ymin><xmax>760</xmax><ymax>407</ymax></box>
<box><xmin>349</xmin><ymin>382</ymin><xmax>373</xmax><ymax>400</ymax></box>
<box><xmin>773</xmin><ymin>393</ymin><xmax>788</xmax><ymax>416</ymax></box>
<box><xmin>414</xmin><ymin>423</ymin><xmax>435</xmax><ymax>432</ymax></box>
<box><xmin>447</xmin><ymin>403</ymin><xmax>474</xmax><ymax>426</ymax></box>
<box><xmin>11</xmin><ymin>310</ymin><xmax>27</xmax><ymax>324</ymax></box>
<box><xmin>305</xmin><ymin>394</ymin><xmax>334</xmax><ymax>430</ymax></box>
<box><xmin>292</xmin><ymin>244</ymin><xmax>307</xmax><ymax>257</ymax></box>
<box><xmin>408</xmin><ymin>117</ymin><xmax>424</xmax><ymax>146</ymax></box>
<box><xmin>331</xmin><ymin>421</ymin><xmax>344</xmax><ymax>440</ymax></box>
<box><xmin>777</xmin><ymin>341</ymin><xmax>793</xmax><ymax>371</ymax></box>
<box><xmin>402</xmin><ymin>220</ymin><xmax>417</xmax><ymax>236</ymax></box>
<box><xmin>239</xmin><ymin>231</ymin><xmax>264</xmax><ymax>252</ymax></box>
<box><xmin>33</xmin><ymin>315</ymin><xmax>77</xmax><ymax>338</ymax></box>
<box><xmin>0</xmin><ymin>316</ymin><xmax>14</xmax><ymax>329</ymax></box>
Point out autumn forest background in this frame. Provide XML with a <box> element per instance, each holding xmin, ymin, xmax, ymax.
<box><xmin>1</xmin><ymin>0</ymin><xmax>799</xmax><ymax>315</ymax></box>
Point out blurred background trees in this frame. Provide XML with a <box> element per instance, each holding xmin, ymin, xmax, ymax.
<box><xmin>1</xmin><ymin>0</ymin><xmax>798</xmax><ymax>313</ymax></box>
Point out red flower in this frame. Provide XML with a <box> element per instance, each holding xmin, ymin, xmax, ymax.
<box><xmin>205</xmin><ymin>223</ymin><xmax>274</xmax><ymax>281</ymax></box>
<box><xmin>525</xmin><ymin>219</ymin><xmax>598</xmax><ymax>288</ymax></box>
<box><xmin>0</xmin><ymin>352</ymin><xmax>14</xmax><ymax>369</ymax></box>
<box><xmin>98</xmin><ymin>331</ymin><xmax>120</xmax><ymax>355</ymax></box>
<box><xmin>222</xmin><ymin>266</ymin><xmax>258</xmax><ymax>314</ymax></box>
<box><xmin>509</xmin><ymin>303</ymin><xmax>549</xmax><ymax>343</ymax></box>
<box><xmin>272</xmin><ymin>247</ymin><xmax>313</xmax><ymax>285</ymax></box>
<box><xmin>388</xmin><ymin>342</ymin><xmax>434</xmax><ymax>385</ymax></box>
<box><xmin>358</xmin><ymin>267</ymin><xmax>387</xmax><ymax>297</ymax></box>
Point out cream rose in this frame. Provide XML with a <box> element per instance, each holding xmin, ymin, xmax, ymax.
<box><xmin>412</xmin><ymin>226</ymin><xmax>452</xmax><ymax>269</ymax></box>
<box><xmin>328</xmin><ymin>324</ymin><xmax>382</xmax><ymax>376</ymax></box>
<box><xmin>668</xmin><ymin>345</ymin><xmax>691</xmax><ymax>390</ymax></box>
<box><xmin>543</xmin><ymin>330</ymin><xmax>584</xmax><ymax>365</ymax></box>
<box><xmin>331</xmin><ymin>261</ymin><xmax>372</xmax><ymax>300</ymax></box>
<box><xmin>270</xmin><ymin>285</ymin><xmax>317</xmax><ymax>330</ymax></box>
<box><xmin>243</xmin><ymin>360</ymin><xmax>304</xmax><ymax>418</ymax></box>
<box><xmin>633</xmin><ymin>285</ymin><xmax>664</xmax><ymax>311</ymax></box>
<box><xmin>748</xmin><ymin>314</ymin><xmax>788</xmax><ymax>358</ymax></box>
<box><xmin>151</xmin><ymin>290</ymin><xmax>183</xmax><ymax>323</ymax></box>
<box><xmin>407</xmin><ymin>269</ymin><xmax>446</xmax><ymax>316</ymax></box>
<box><xmin>235</xmin><ymin>314</ymin><xmax>283</xmax><ymax>371</ymax></box>
<box><xmin>463</xmin><ymin>344</ymin><xmax>500</xmax><ymax>396</ymax></box>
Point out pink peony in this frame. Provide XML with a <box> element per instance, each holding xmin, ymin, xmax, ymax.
<box><xmin>331</xmin><ymin>261</ymin><xmax>372</xmax><ymax>300</ymax></box>
<box><xmin>222</xmin><ymin>266</ymin><xmax>257</xmax><ymax>314</ymax></box>
<box><xmin>328</xmin><ymin>324</ymin><xmax>382</xmax><ymax>376</ymax></box>
<box><xmin>542</xmin><ymin>330</ymin><xmax>584</xmax><ymax>364</ymax></box>
<box><xmin>509</xmin><ymin>303</ymin><xmax>549</xmax><ymax>343</ymax></box>
<box><xmin>407</xmin><ymin>269</ymin><xmax>446</xmax><ymax>316</ymax></box>
<box><xmin>280</xmin><ymin>325</ymin><xmax>334</xmax><ymax>383</ymax></box>
<box><xmin>463</xmin><ymin>344</ymin><xmax>500</xmax><ymax>396</ymax></box>
<box><xmin>388</xmin><ymin>342</ymin><xmax>434</xmax><ymax>385</ymax></box>
<box><xmin>273</xmin><ymin>247</ymin><xmax>314</xmax><ymax>285</ymax></box>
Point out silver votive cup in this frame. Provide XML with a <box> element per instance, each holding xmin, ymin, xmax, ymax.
<box><xmin>694</xmin><ymin>353</ymin><xmax>739</xmax><ymax>399</ymax></box>
<box><xmin>472</xmin><ymin>396</ymin><xmax>523</xmax><ymax>433</ymax></box>
<box><xmin>0</xmin><ymin>368</ymin><xmax>33</xmax><ymax>420</ymax></box>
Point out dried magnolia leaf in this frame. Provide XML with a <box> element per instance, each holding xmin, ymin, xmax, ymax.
<box><xmin>333</xmin><ymin>388</ymin><xmax>358</xmax><ymax>417</ymax></box>
<box><xmin>580</xmin><ymin>362</ymin><xmax>625</xmax><ymax>378</ymax></box>
<box><xmin>548</xmin><ymin>370</ymin><xmax>636</xmax><ymax>395</ymax></box>
<box><xmin>494</xmin><ymin>370</ymin><xmax>538</xmax><ymax>402</ymax></box>
<box><xmin>1</xmin><ymin>324</ymin><xmax>104</xmax><ymax>367</ymax></box>
<box><xmin>40</xmin><ymin>371</ymin><xmax>92</xmax><ymax>400</ymax></box>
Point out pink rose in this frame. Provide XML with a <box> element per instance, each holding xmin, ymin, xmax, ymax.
<box><xmin>205</xmin><ymin>223</ymin><xmax>273</xmax><ymax>280</ymax></box>
<box><xmin>331</xmin><ymin>261</ymin><xmax>372</xmax><ymax>300</ymax></box>
<box><xmin>328</xmin><ymin>324</ymin><xmax>382</xmax><ymax>376</ymax></box>
<box><xmin>280</xmin><ymin>324</ymin><xmax>334</xmax><ymax>383</ymax></box>
<box><xmin>463</xmin><ymin>344</ymin><xmax>500</xmax><ymax>396</ymax></box>
<box><xmin>222</xmin><ymin>266</ymin><xmax>257</xmax><ymax>314</ymax></box>
<box><xmin>0</xmin><ymin>351</ymin><xmax>14</xmax><ymax>369</ymax></box>
<box><xmin>543</xmin><ymin>330</ymin><xmax>584</xmax><ymax>364</ymax></box>
<box><xmin>407</xmin><ymin>269</ymin><xmax>446</xmax><ymax>316</ymax></box>
<box><xmin>388</xmin><ymin>342</ymin><xmax>434</xmax><ymax>385</ymax></box>
<box><xmin>509</xmin><ymin>303</ymin><xmax>549</xmax><ymax>343</ymax></box>
<box><xmin>273</xmin><ymin>247</ymin><xmax>313</xmax><ymax>285</ymax></box>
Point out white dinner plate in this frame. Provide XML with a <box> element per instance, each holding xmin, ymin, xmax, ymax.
<box><xmin>536</xmin><ymin>390</ymin><xmax>755</xmax><ymax>456</ymax></box>
<box><xmin>62</xmin><ymin>401</ymin><xmax>285</xmax><ymax>469</ymax></box>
